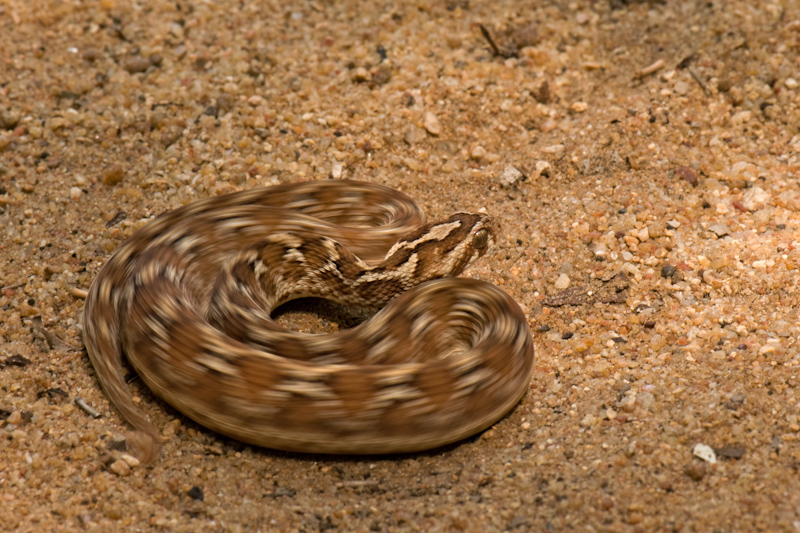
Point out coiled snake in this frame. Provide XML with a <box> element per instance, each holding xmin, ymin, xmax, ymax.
<box><xmin>83</xmin><ymin>180</ymin><xmax>534</xmax><ymax>460</ymax></box>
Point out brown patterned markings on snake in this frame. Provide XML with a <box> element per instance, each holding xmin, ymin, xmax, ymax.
<box><xmin>83</xmin><ymin>180</ymin><xmax>534</xmax><ymax>461</ymax></box>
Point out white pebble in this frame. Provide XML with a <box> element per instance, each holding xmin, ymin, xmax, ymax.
<box><xmin>498</xmin><ymin>165</ymin><xmax>523</xmax><ymax>188</ymax></box>
<box><xmin>693</xmin><ymin>443</ymin><xmax>717</xmax><ymax>464</ymax></box>
<box><xmin>554</xmin><ymin>273</ymin><xmax>571</xmax><ymax>289</ymax></box>
<box><xmin>331</xmin><ymin>161</ymin><xmax>344</xmax><ymax>179</ymax></box>
<box><xmin>741</xmin><ymin>186</ymin><xmax>770</xmax><ymax>211</ymax></box>
<box><xmin>121</xmin><ymin>453</ymin><xmax>141</xmax><ymax>467</ymax></box>
<box><xmin>70</xmin><ymin>187</ymin><xmax>82</xmax><ymax>200</ymax></box>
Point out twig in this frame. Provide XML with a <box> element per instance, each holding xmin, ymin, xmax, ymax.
<box><xmin>75</xmin><ymin>397</ymin><xmax>102</xmax><ymax>419</ymax></box>
<box><xmin>638</xmin><ymin>59</ymin><xmax>664</xmax><ymax>78</ymax></box>
<box><xmin>72</xmin><ymin>287</ymin><xmax>88</xmax><ymax>299</ymax></box>
<box><xmin>479</xmin><ymin>24</ymin><xmax>502</xmax><ymax>56</ymax></box>
<box><xmin>688</xmin><ymin>67</ymin><xmax>711</xmax><ymax>96</ymax></box>
<box><xmin>32</xmin><ymin>317</ymin><xmax>81</xmax><ymax>352</ymax></box>
<box><xmin>478</xmin><ymin>24</ymin><xmax>518</xmax><ymax>59</ymax></box>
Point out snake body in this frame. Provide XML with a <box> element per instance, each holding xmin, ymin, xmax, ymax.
<box><xmin>83</xmin><ymin>180</ymin><xmax>534</xmax><ymax>460</ymax></box>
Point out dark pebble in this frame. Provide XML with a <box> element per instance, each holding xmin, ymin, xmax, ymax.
<box><xmin>676</xmin><ymin>166</ymin><xmax>698</xmax><ymax>186</ymax></box>
<box><xmin>661</xmin><ymin>264</ymin><xmax>677</xmax><ymax>279</ymax></box>
<box><xmin>188</xmin><ymin>486</ymin><xmax>204</xmax><ymax>501</ymax></box>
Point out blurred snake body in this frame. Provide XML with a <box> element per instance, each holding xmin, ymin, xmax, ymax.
<box><xmin>83</xmin><ymin>180</ymin><xmax>534</xmax><ymax>460</ymax></box>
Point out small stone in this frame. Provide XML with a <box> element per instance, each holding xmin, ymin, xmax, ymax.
<box><xmin>660</xmin><ymin>264</ymin><xmax>676</xmax><ymax>279</ymax></box>
<box><xmin>543</xmin><ymin>144</ymin><xmax>564</xmax><ymax>153</ymax></box>
<box><xmin>741</xmin><ymin>186</ymin><xmax>770</xmax><ymax>211</ymax></box>
<box><xmin>675</xmin><ymin>166</ymin><xmax>698</xmax><ymax>186</ymax></box>
<box><xmin>684</xmin><ymin>460</ymin><xmax>707</xmax><ymax>481</ymax></box>
<box><xmin>120</xmin><ymin>453</ymin><xmax>141</xmax><ymax>467</ymax></box>
<box><xmin>758</xmin><ymin>344</ymin><xmax>775</xmax><ymax>355</ymax></box>
<box><xmin>498</xmin><ymin>165</ymin><xmax>524</xmax><ymax>188</ymax></box>
<box><xmin>554</xmin><ymin>273</ymin><xmax>571</xmax><ymax>289</ymax></box>
<box><xmin>470</xmin><ymin>145</ymin><xmax>486</xmax><ymax>161</ymax></box>
<box><xmin>666</xmin><ymin>219</ymin><xmax>680</xmax><ymax>229</ymax></box>
<box><xmin>647</xmin><ymin>223</ymin><xmax>663</xmax><ymax>238</ymax></box>
<box><xmin>109</xmin><ymin>459</ymin><xmax>132</xmax><ymax>476</ymax></box>
<box><xmin>103</xmin><ymin>503</ymin><xmax>123</xmax><ymax>520</ymax></box>
<box><xmin>247</xmin><ymin>95</ymin><xmax>265</xmax><ymax>106</ymax></box>
<box><xmin>122</xmin><ymin>55</ymin><xmax>151</xmax><ymax>74</ymax></box>
<box><xmin>707</xmin><ymin>224</ymin><xmax>730</xmax><ymax>237</ymax></box>
<box><xmin>637</xmin><ymin>226</ymin><xmax>650</xmax><ymax>242</ymax></box>
<box><xmin>532</xmin><ymin>160</ymin><xmax>551</xmax><ymax>179</ymax></box>
<box><xmin>371</xmin><ymin>65</ymin><xmax>392</xmax><ymax>85</ymax></box>
<box><xmin>693</xmin><ymin>443</ymin><xmax>717</xmax><ymax>464</ymax></box>
<box><xmin>187</xmin><ymin>486</ymin><xmax>204</xmax><ymax>501</ymax></box>
<box><xmin>423</xmin><ymin>112</ymin><xmax>442</xmax><ymax>136</ymax></box>
<box><xmin>580</xmin><ymin>414</ymin><xmax>596</xmax><ymax>427</ymax></box>
<box><xmin>593</xmin><ymin>242</ymin><xmax>607</xmax><ymax>257</ymax></box>
<box><xmin>351</xmin><ymin>67</ymin><xmax>370</xmax><ymax>82</ymax></box>
<box><xmin>785</xmin><ymin>78</ymin><xmax>798</xmax><ymax>90</ymax></box>
<box><xmin>101</xmin><ymin>166</ymin><xmax>125</xmax><ymax>186</ymax></box>
<box><xmin>7</xmin><ymin>410</ymin><xmax>22</xmax><ymax>425</ymax></box>
<box><xmin>330</xmin><ymin>161</ymin><xmax>344</xmax><ymax>179</ymax></box>
<box><xmin>403</xmin><ymin>124</ymin><xmax>424</xmax><ymax>145</ymax></box>
<box><xmin>1</xmin><ymin>109</ymin><xmax>20</xmax><ymax>130</ymax></box>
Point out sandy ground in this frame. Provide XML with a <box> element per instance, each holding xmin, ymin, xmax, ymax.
<box><xmin>2</xmin><ymin>0</ymin><xmax>800</xmax><ymax>531</ymax></box>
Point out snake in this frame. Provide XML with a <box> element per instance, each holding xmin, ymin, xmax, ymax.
<box><xmin>82</xmin><ymin>180</ymin><xmax>534</xmax><ymax>461</ymax></box>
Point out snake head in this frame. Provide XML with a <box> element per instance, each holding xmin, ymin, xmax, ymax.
<box><xmin>384</xmin><ymin>212</ymin><xmax>497</xmax><ymax>280</ymax></box>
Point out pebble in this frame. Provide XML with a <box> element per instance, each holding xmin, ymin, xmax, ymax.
<box><xmin>685</xmin><ymin>461</ymin><xmax>707</xmax><ymax>481</ymax></box>
<box><xmin>101</xmin><ymin>166</ymin><xmax>125</xmax><ymax>186</ymax></box>
<box><xmin>676</xmin><ymin>166</ymin><xmax>698</xmax><ymax>186</ymax></box>
<box><xmin>498</xmin><ymin>165</ymin><xmax>524</xmax><ymax>188</ymax></box>
<box><xmin>470</xmin><ymin>145</ymin><xmax>487</xmax><ymax>161</ymax></box>
<box><xmin>707</xmin><ymin>224</ymin><xmax>730</xmax><ymax>237</ymax></box>
<box><xmin>593</xmin><ymin>242</ymin><xmax>607</xmax><ymax>258</ymax></box>
<box><xmin>109</xmin><ymin>459</ymin><xmax>132</xmax><ymax>476</ymax></box>
<box><xmin>330</xmin><ymin>161</ymin><xmax>344</xmax><ymax>179</ymax></box>
<box><xmin>741</xmin><ymin>187</ymin><xmax>770</xmax><ymax>211</ymax></box>
<box><xmin>1</xmin><ymin>109</ymin><xmax>20</xmax><ymax>130</ymax></box>
<box><xmin>351</xmin><ymin>67</ymin><xmax>370</xmax><ymax>82</ymax></box>
<box><xmin>122</xmin><ymin>55</ymin><xmax>151</xmax><ymax>74</ymax></box>
<box><xmin>120</xmin><ymin>454</ymin><xmax>141</xmax><ymax>468</ymax></box>
<box><xmin>423</xmin><ymin>112</ymin><xmax>442</xmax><ymax>136</ymax></box>
<box><xmin>403</xmin><ymin>124</ymin><xmax>425</xmax><ymax>145</ymax></box>
<box><xmin>693</xmin><ymin>443</ymin><xmax>717</xmax><ymax>464</ymax></box>
<box><xmin>554</xmin><ymin>273</ymin><xmax>571</xmax><ymax>289</ymax></box>
<box><xmin>532</xmin><ymin>160</ymin><xmax>551</xmax><ymax>179</ymax></box>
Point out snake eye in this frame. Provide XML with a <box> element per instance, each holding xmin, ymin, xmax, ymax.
<box><xmin>472</xmin><ymin>228</ymin><xmax>490</xmax><ymax>250</ymax></box>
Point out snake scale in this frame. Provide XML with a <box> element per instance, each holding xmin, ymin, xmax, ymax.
<box><xmin>83</xmin><ymin>180</ymin><xmax>534</xmax><ymax>461</ymax></box>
